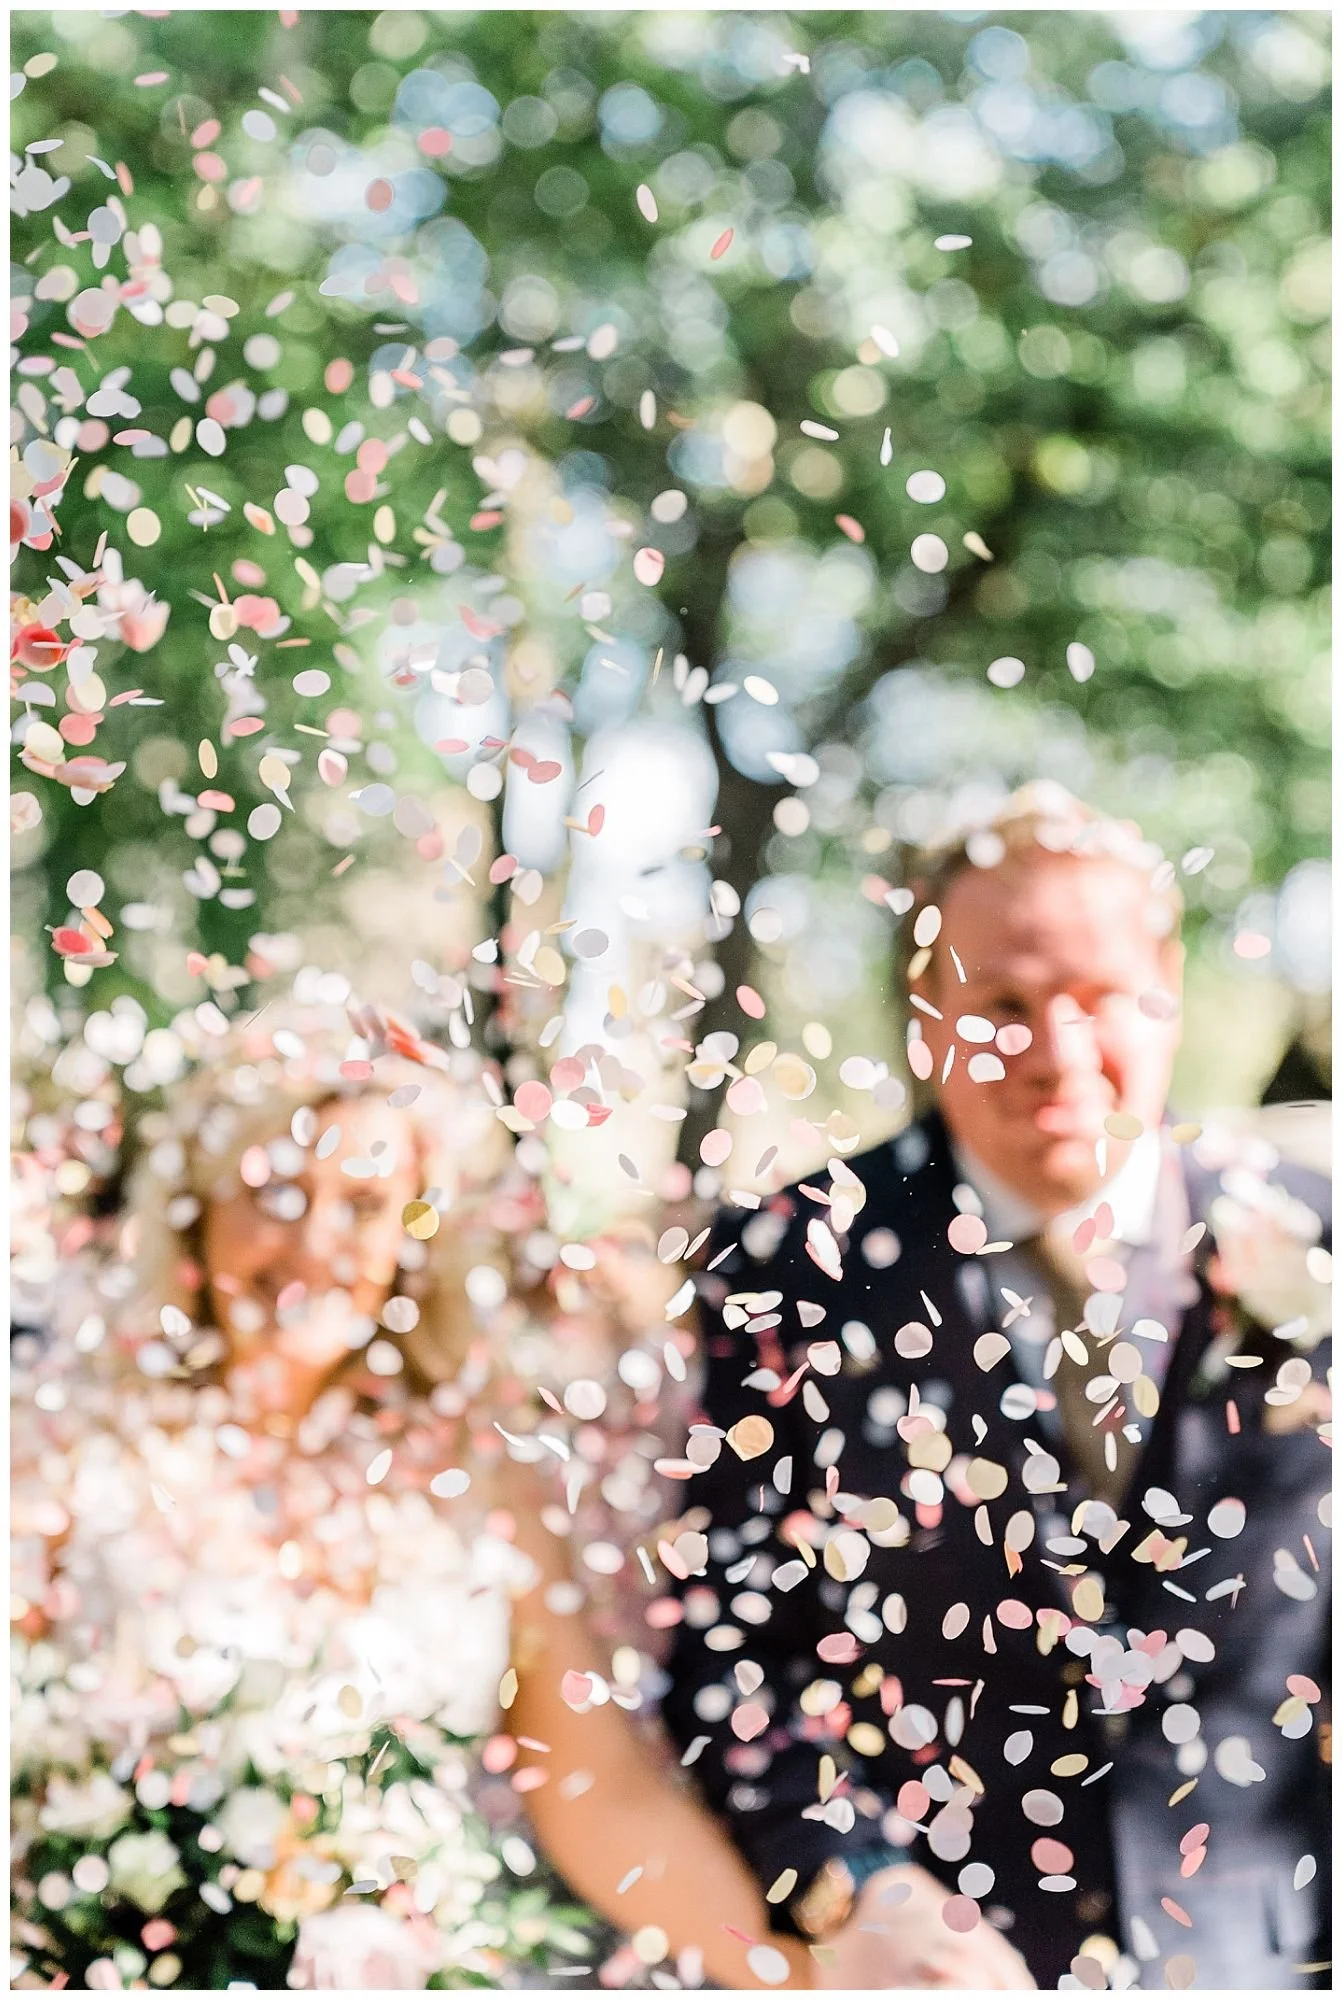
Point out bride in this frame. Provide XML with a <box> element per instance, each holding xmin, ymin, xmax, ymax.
<box><xmin>11</xmin><ymin>1000</ymin><xmax>809</xmax><ymax>1992</ymax></box>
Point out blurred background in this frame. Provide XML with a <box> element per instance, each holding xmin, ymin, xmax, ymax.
<box><xmin>11</xmin><ymin>8</ymin><xmax>1331</xmax><ymax>1307</ymax></box>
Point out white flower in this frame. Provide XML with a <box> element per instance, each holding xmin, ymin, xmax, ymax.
<box><xmin>288</xmin><ymin>1903</ymin><xmax>441</xmax><ymax>1989</ymax></box>
<box><xmin>1209</xmin><ymin>1178</ymin><xmax>1330</xmax><ymax>1346</ymax></box>
<box><xmin>107</xmin><ymin>1828</ymin><xmax>187</xmax><ymax>1912</ymax></box>
<box><xmin>38</xmin><ymin>1770</ymin><xmax>133</xmax><ymax>1841</ymax></box>
<box><xmin>216</xmin><ymin>1786</ymin><xmax>289</xmax><ymax>1868</ymax></box>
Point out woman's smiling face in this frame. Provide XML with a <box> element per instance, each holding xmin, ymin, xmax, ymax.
<box><xmin>202</xmin><ymin>1096</ymin><xmax>421</xmax><ymax>1366</ymax></box>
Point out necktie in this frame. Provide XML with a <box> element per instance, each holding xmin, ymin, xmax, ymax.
<box><xmin>1022</xmin><ymin>1227</ymin><xmax>1135</xmax><ymax>1508</ymax></box>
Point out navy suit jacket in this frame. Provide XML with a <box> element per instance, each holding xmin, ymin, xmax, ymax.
<box><xmin>662</xmin><ymin>1113</ymin><xmax>1330</xmax><ymax>1989</ymax></box>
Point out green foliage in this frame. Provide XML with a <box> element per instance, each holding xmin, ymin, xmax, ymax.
<box><xmin>11</xmin><ymin>10</ymin><xmax>1330</xmax><ymax>1071</ymax></box>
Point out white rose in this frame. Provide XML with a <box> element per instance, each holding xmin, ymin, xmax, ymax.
<box><xmin>107</xmin><ymin>1828</ymin><xmax>187</xmax><ymax>1912</ymax></box>
<box><xmin>1210</xmin><ymin>1183</ymin><xmax>1330</xmax><ymax>1346</ymax></box>
<box><xmin>38</xmin><ymin>1771</ymin><xmax>134</xmax><ymax>1841</ymax></box>
<box><xmin>288</xmin><ymin>1903</ymin><xmax>441</xmax><ymax>1990</ymax></box>
<box><xmin>216</xmin><ymin>1786</ymin><xmax>289</xmax><ymax>1868</ymax></box>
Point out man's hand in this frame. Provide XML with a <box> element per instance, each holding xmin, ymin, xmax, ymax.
<box><xmin>813</xmin><ymin>1864</ymin><xmax>1034</xmax><ymax>1990</ymax></box>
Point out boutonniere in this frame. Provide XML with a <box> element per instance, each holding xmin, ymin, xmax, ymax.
<box><xmin>1194</xmin><ymin>1180</ymin><xmax>1332</xmax><ymax>1431</ymax></box>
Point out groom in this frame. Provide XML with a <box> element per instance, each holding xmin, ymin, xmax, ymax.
<box><xmin>662</xmin><ymin>787</ymin><xmax>1330</xmax><ymax>1990</ymax></box>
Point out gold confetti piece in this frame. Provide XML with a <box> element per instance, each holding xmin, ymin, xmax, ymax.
<box><xmin>338</xmin><ymin>1684</ymin><xmax>362</xmax><ymax>1718</ymax></box>
<box><xmin>818</xmin><ymin>1753</ymin><xmax>838</xmax><ymax>1802</ymax></box>
<box><xmin>1171</xmin><ymin>1122</ymin><xmax>1202</xmax><ymax>1145</ymax></box>
<box><xmin>127</xmin><ymin>507</ymin><xmax>160</xmax><ymax>547</ymax></box>
<box><xmin>949</xmin><ymin>1755</ymin><xmax>984</xmax><ymax>1795</ymax></box>
<box><xmin>198</xmin><ymin>739</ymin><xmax>218</xmax><ymax>779</ymax></box>
<box><xmin>766</xmin><ymin>1868</ymin><xmax>798</xmax><ymax>1905</ymax></box>
<box><xmin>907</xmin><ymin>1430</ymin><xmax>952</xmax><ymax>1472</ymax></box>
<box><xmin>258</xmin><ymin>753</ymin><xmax>292</xmax><ymax>796</ymax></box>
<box><xmin>402</xmin><ymin>1199</ymin><xmax>439</xmax><ymax>1240</ymax></box>
<box><xmin>1104</xmin><ymin>1111</ymin><xmax>1144</xmax><ymax>1141</ymax></box>
<box><xmin>1072</xmin><ymin>1575</ymin><xmax>1105</xmax><ymax>1623</ymax></box>
<box><xmin>726</xmin><ymin>1415</ymin><xmax>774</xmax><ymax>1461</ymax></box>
<box><xmin>848</xmin><ymin>1721</ymin><xmax>886</xmax><ymax>1757</ymax></box>
<box><xmin>802</xmin><ymin>1020</ymin><xmax>832</xmax><ymax>1059</ymax></box>
<box><xmin>532</xmin><ymin>945</ymin><xmax>566</xmax><ymax>987</ymax></box>
<box><xmin>772</xmin><ymin>1052</ymin><xmax>817</xmax><ymax>1100</ymax></box>
<box><xmin>963</xmin><ymin>531</ymin><xmax>994</xmax><ymax>560</ymax></box>
<box><xmin>499</xmin><ymin>1667</ymin><xmax>519</xmax><ymax>1710</ymax></box>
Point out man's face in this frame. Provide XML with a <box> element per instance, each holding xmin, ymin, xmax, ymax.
<box><xmin>915</xmin><ymin>852</ymin><xmax>1182</xmax><ymax>1215</ymax></box>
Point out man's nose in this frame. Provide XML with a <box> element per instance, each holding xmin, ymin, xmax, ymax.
<box><xmin>1028</xmin><ymin>997</ymin><xmax>1100</xmax><ymax>1080</ymax></box>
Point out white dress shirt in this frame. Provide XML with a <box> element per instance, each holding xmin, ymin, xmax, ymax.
<box><xmin>949</xmin><ymin>1129</ymin><xmax>1165</xmax><ymax>1429</ymax></box>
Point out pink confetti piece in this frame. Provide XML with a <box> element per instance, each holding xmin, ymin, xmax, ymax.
<box><xmin>514</xmin><ymin>1081</ymin><xmax>552</xmax><ymax>1123</ymax></box>
<box><xmin>731</xmin><ymin>1701</ymin><xmax>769</xmax><ymax>1741</ymax></box>
<box><xmin>835</xmin><ymin>513</ymin><xmax>865</xmax><ymax>543</ymax></box>
<box><xmin>134</xmin><ymin>71</ymin><xmax>169</xmax><ymax>87</ymax></box>
<box><xmin>897</xmin><ymin>1780</ymin><xmax>929</xmax><ymax>1821</ymax></box>
<box><xmin>460</xmin><ymin>606</ymin><xmax>503</xmax><ymax>639</ymax></box>
<box><xmin>1161</xmin><ymin>1896</ymin><xmax>1193</xmax><ymax>1928</ymax></box>
<box><xmin>52</xmin><ymin>927</ymin><xmax>94</xmax><ymax>957</ymax></box>
<box><xmin>710</xmin><ymin>227</ymin><xmax>734</xmax><ymax>260</ymax></box>
<box><xmin>736</xmin><ymin>984</ymin><xmax>767</xmax><ymax>1019</ymax></box>
<box><xmin>947</xmin><ymin>1212</ymin><xmax>988</xmax><ymax>1255</ymax></box>
<box><xmin>1032</xmin><ymin>1839</ymin><xmax>1074</xmax><ymax>1875</ymax></box>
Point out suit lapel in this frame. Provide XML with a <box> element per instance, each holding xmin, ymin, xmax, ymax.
<box><xmin>881</xmin><ymin>1116</ymin><xmax>1078</xmax><ymax>1616</ymax></box>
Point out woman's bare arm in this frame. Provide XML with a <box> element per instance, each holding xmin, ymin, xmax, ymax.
<box><xmin>503</xmin><ymin>1467</ymin><xmax>812</xmax><ymax>1991</ymax></box>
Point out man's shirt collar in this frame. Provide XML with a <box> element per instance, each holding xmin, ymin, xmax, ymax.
<box><xmin>950</xmin><ymin>1125</ymin><xmax>1164</xmax><ymax>1249</ymax></box>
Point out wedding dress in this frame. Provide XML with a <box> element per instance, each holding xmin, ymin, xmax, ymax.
<box><xmin>10</xmin><ymin>1332</ymin><xmax>583</xmax><ymax>1990</ymax></box>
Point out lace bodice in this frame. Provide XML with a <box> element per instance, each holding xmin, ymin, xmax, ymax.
<box><xmin>12</xmin><ymin>1346</ymin><xmax>536</xmax><ymax>1787</ymax></box>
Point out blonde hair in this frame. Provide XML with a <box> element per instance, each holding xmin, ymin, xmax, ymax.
<box><xmin>903</xmin><ymin>781</ymin><xmax>1182</xmax><ymax>989</ymax></box>
<box><xmin>895</xmin><ymin>783</ymin><xmax>1182</xmax><ymax>1116</ymax></box>
<box><xmin>118</xmin><ymin>1005</ymin><xmax>517</xmax><ymax>1395</ymax></box>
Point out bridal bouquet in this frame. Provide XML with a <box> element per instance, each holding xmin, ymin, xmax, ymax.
<box><xmin>11</xmin><ymin>1355</ymin><xmax>592</xmax><ymax>1991</ymax></box>
<box><xmin>12</xmin><ymin>1720</ymin><xmax>590</xmax><ymax>1991</ymax></box>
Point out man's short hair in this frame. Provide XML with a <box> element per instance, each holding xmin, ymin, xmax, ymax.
<box><xmin>902</xmin><ymin>781</ymin><xmax>1183</xmax><ymax>990</ymax></box>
